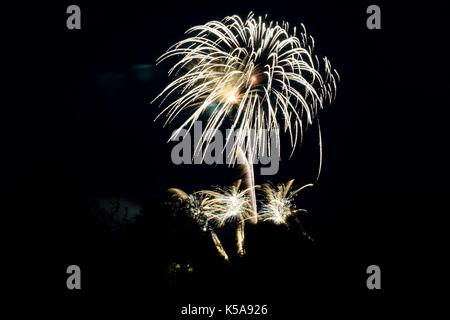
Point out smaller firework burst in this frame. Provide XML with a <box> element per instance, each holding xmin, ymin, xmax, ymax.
<box><xmin>168</xmin><ymin>188</ymin><xmax>210</xmax><ymax>230</ymax></box>
<box><xmin>198</xmin><ymin>180</ymin><xmax>252</xmax><ymax>227</ymax></box>
<box><xmin>168</xmin><ymin>188</ymin><xmax>229</xmax><ymax>261</ymax></box>
<box><xmin>197</xmin><ymin>180</ymin><xmax>252</xmax><ymax>256</ymax></box>
<box><xmin>259</xmin><ymin>180</ymin><xmax>312</xmax><ymax>227</ymax></box>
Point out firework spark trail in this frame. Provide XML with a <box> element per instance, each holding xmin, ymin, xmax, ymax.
<box><xmin>236</xmin><ymin>146</ymin><xmax>257</xmax><ymax>223</ymax></box>
<box><xmin>259</xmin><ymin>179</ymin><xmax>312</xmax><ymax>225</ymax></box>
<box><xmin>210</xmin><ymin>229</ymin><xmax>229</xmax><ymax>261</ymax></box>
<box><xmin>153</xmin><ymin>12</ymin><xmax>338</xmax><ymax>192</ymax></box>
<box><xmin>167</xmin><ymin>188</ymin><xmax>230</xmax><ymax>260</ymax></box>
<box><xmin>169</xmin><ymin>180</ymin><xmax>252</xmax><ymax>260</ymax></box>
<box><xmin>236</xmin><ymin>219</ymin><xmax>245</xmax><ymax>256</ymax></box>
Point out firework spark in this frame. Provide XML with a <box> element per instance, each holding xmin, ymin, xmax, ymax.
<box><xmin>169</xmin><ymin>180</ymin><xmax>252</xmax><ymax>259</ymax></box>
<box><xmin>197</xmin><ymin>179</ymin><xmax>252</xmax><ymax>227</ymax></box>
<box><xmin>168</xmin><ymin>188</ymin><xmax>209</xmax><ymax>230</ymax></box>
<box><xmin>259</xmin><ymin>179</ymin><xmax>312</xmax><ymax>226</ymax></box>
<box><xmin>168</xmin><ymin>188</ymin><xmax>229</xmax><ymax>261</ymax></box>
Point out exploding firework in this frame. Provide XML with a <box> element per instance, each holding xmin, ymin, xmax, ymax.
<box><xmin>259</xmin><ymin>179</ymin><xmax>312</xmax><ymax>225</ymax></box>
<box><xmin>154</xmin><ymin>13</ymin><xmax>339</xmax><ymax>222</ymax></box>
<box><xmin>198</xmin><ymin>180</ymin><xmax>252</xmax><ymax>227</ymax></box>
<box><xmin>198</xmin><ymin>179</ymin><xmax>252</xmax><ymax>256</ymax></box>
<box><xmin>168</xmin><ymin>188</ymin><xmax>211</xmax><ymax>230</ymax></box>
<box><xmin>168</xmin><ymin>180</ymin><xmax>252</xmax><ymax>258</ymax></box>
<box><xmin>168</xmin><ymin>188</ymin><xmax>230</xmax><ymax>261</ymax></box>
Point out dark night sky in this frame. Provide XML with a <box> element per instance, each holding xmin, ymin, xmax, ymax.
<box><xmin>5</xmin><ymin>0</ymin><xmax>449</xmax><ymax>315</ymax></box>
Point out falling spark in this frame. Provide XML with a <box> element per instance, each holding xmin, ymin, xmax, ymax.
<box><xmin>210</xmin><ymin>230</ymin><xmax>229</xmax><ymax>262</ymax></box>
<box><xmin>168</xmin><ymin>188</ymin><xmax>229</xmax><ymax>261</ymax></box>
<box><xmin>236</xmin><ymin>219</ymin><xmax>246</xmax><ymax>256</ymax></box>
<box><xmin>154</xmin><ymin>12</ymin><xmax>339</xmax><ymax>222</ymax></box>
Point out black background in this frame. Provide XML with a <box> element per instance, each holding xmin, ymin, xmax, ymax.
<box><xmin>5</xmin><ymin>0</ymin><xmax>449</xmax><ymax>316</ymax></box>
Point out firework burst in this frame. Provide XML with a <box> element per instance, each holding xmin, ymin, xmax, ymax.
<box><xmin>169</xmin><ymin>180</ymin><xmax>252</xmax><ymax>259</ymax></box>
<box><xmin>197</xmin><ymin>179</ymin><xmax>252</xmax><ymax>227</ymax></box>
<box><xmin>168</xmin><ymin>188</ymin><xmax>230</xmax><ymax>261</ymax></box>
<box><xmin>198</xmin><ymin>179</ymin><xmax>252</xmax><ymax>256</ymax></box>
<box><xmin>154</xmin><ymin>12</ymin><xmax>338</xmax><ymax>221</ymax></box>
<box><xmin>154</xmin><ymin>12</ymin><xmax>338</xmax><ymax>158</ymax></box>
<box><xmin>259</xmin><ymin>179</ymin><xmax>312</xmax><ymax>226</ymax></box>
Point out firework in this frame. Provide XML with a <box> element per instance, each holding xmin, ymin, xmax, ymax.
<box><xmin>259</xmin><ymin>179</ymin><xmax>312</xmax><ymax>226</ymax></box>
<box><xmin>197</xmin><ymin>180</ymin><xmax>252</xmax><ymax>227</ymax></box>
<box><xmin>168</xmin><ymin>188</ymin><xmax>229</xmax><ymax>261</ymax></box>
<box><xmin>169</xmin><ymin>180</ymin><xmax>252</xmax><ymax>258</ymax></box>
<box><xmin>197</xmin><ymin>179</ymin><xmax>252</xmax><ymax>256</ymax></box>
<box><xmin>169</xmin><ymin>178</ymin><xmax>315</xmax><ymax>259</ymax></box>
<box><xmin>168</xmin><ymin>188</ymin><xmax>209</xmax><ymax>229</ymax></box>
<box><xmin>154</xmin><ymin>13</ymin><xmax>339</xmax><ymax>222</ymax></box>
